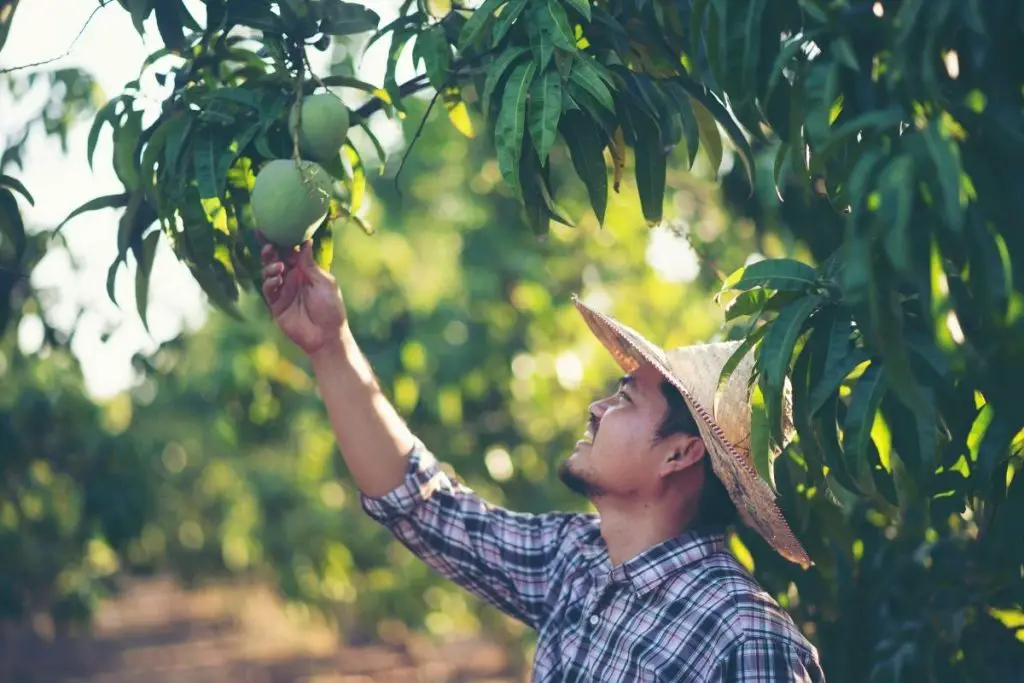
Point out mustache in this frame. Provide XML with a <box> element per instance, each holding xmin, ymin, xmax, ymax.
<box><xmin>588</xmin><ymin>413</ymin><xmax>599</xmax><ymax>436</ymax></box>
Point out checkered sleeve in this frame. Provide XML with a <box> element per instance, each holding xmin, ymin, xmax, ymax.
<box><xmin>708</xmin><ymin>636</ymin><xmax>825</xmax><ymax>682</ymax></box>
<box><xmin>360</xmin><ymin>441</ymin><xmax>585</xmax><ymax>630</ymax></box>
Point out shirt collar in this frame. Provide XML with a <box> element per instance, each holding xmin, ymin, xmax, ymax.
<box><xmin>580</xmin><ymin>526</ymin><xmax>726</xmax><ymax>597</ymax></box>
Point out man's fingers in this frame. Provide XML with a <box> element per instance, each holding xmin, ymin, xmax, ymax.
<box><xmin>270</xmin><ymin>271</ymin><xmax>300</xmax><ymax>317</ymax></box>
<box><xmin>297</xmin><ymin>240</ymin><xmax>318</xmax><ymax>271</ymax></box>
<box><xmin>261</xmin><ymin>243</ymin><xmax>279</xmax><ymax>265</ymax></box>
<box><xmin>262</xmin><ymin>261</ymin><xmax>285</xmax><ymax>280</ymax></box>
<box><xmin>262</xmin><ymin>274</ymin><xmax>283</xmax><ymax>303</ymax></box>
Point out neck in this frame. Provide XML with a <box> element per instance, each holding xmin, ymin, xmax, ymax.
<box><xmin>594</xmin><ymin>489</ymin><xmax>702</xmax><ymax>566</ymax></box>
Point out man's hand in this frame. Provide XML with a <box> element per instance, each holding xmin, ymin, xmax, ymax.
<box><xmin>261</xmin><ymin>239</ymin><xmax>346</xmax><ymax>358</ymax></box>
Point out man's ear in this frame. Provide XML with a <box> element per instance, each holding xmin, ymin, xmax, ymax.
<box><xmin>659</xmin><ymin>435</ymin><xmax>705</xmax><ymax>477</ymax></box>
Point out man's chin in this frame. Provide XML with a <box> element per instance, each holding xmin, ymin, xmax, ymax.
<box><xmin>556</xmin><ymin>459</ymin><xmax>593</xmax><ymax>497</ymax></box>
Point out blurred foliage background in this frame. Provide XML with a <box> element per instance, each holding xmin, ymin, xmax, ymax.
<box><xmin>1</xmin><ymin>1</ymin><xmax>1023</xmax><ymax>681</ymax></box>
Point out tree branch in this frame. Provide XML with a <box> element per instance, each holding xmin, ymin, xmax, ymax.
<box><xmin>353</xmin><ymin>72</ymin><xmax>431</xmax><ymax>121</ymax></box>
<box><xmin>0</xmin><ymin>0</ymin><xmax>109</xmax><ymax>74</ymax></box>
<box><xmin>352</xmin><ymin>47</ymin><xmax>496</xmax><ymax>122</ymax></box>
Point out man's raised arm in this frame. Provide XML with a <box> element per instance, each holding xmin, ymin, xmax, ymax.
<box><xmin>260</xmin><ymin>241</ymin><xmax>586</xmax><ymax>630</ymax></box>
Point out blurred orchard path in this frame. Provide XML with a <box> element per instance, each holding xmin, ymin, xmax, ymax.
<box><xmin>0</xmin><ymin>576</ymin><xmax>522</xmax><ymax>683</ymax></box>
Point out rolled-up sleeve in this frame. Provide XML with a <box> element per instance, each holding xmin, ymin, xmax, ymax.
<box><xmin>360</xmin><ymin>442</ymin><xmax>588</xmax><ymax>630</ymax></box>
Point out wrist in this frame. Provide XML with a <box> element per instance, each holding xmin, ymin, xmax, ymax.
<box><xmin>309</xmin><ymin>322</ymin><xmax>355</xmax><ymax>368</ymax></box>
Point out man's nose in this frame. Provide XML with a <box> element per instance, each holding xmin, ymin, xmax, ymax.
<box><xmin>589</xmin><ymin>398</ymin><xmax>608</xmax><ymax>418</ymax></box>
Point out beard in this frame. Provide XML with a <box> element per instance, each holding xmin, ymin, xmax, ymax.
<box><xmin>557</xmin><ymin>458</ymin><xmax>601</xmax><ymax>497</ymax></box>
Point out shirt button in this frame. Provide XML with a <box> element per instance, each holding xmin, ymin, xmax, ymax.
<box><xmin>589</xmin><ymin>615</ymin><xmax>599</xmax><ymax>626</ymax></box>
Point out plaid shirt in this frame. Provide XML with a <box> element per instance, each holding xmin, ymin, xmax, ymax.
<box><xmin>361</xmin><ymin>443</ymin><xmax>825</xmax><ymax>682</ymax></box>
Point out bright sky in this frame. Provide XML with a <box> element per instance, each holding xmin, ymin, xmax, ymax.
<box><xmin>1</xmin><ymin>0</ymin><xmax>700</xmax><ymax>400</ymax></box>
<box><xmin>0</xmin><ymin>0</ymin><xmax>408</xmax><ymax>399</ymax></box>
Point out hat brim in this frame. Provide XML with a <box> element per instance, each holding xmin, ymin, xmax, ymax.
<box><xmin>572</xmin><ymin>295</ymin><xmax>813</xmax><ymax>569</ymax></box>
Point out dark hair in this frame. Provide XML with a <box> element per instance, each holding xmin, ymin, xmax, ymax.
<box><xmin>655</xmin><ymin>380</ymin><xmax>738</xmax><ymax>530</ymax></box>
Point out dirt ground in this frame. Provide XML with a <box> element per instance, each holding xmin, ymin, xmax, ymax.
<box><xmin>0</xmin><ymin>576</ymin><xmax>525</xmax><ymax>683</ymax></box>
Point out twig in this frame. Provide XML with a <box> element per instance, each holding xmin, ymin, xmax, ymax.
<box><xmin>392</xmin><ymin>85</ymin><xmax>444</xmax><ymax>198</ymax></box>
<box><xmin>352</xmin><ymin>72</ymin><xmax>430</xmax><ymax>121</ymax></box>
<box><xmin>351</xmin><ymin>46</ymin><xmax>496</xmax><ymax>122</ymax></box>
<box><xmin>0</xmin><ymin>1</ymin><xmax>109</xmax><ymax>74</ymax></box>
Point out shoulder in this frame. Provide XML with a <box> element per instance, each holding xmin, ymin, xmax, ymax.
<box><xmin>708</xmin><ymin>633</ymin><xmax>824</xmax><ymax>682</ymax></box>
<box><xmin>698</xmin><ymin>554</ymin><xmax>822</xmax><ymax>680</ymax></box>
<box><xmin>659</xmin><ymin>551</ymin><xmax>819</xmax><ymax>659</ymax></box>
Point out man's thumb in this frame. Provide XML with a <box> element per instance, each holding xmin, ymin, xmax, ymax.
<box><xmin>298</xmin><ymin>240</ymin><xmax>317</xmax><ymax>269</ymax></box>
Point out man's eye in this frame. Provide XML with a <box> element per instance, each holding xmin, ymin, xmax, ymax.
<box><xmin>617</xmin><ymin>389</ymin><xmax>631</xmax><ymax>402</ymax></box>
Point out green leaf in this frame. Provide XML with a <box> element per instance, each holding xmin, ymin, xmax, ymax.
<box><xmin>127</xmin><ymin>0</ymin><xmax>152</xmax><ymax>36</ymax></box>
<box><xmin>878</xmin><ymin>155</ymin><xmax>916</xmax><ymax>272</ymax></box>
<box><xmin>750</xmin><ymin>383</ymin><xmax>776</xmax><ymax>492</ymax></box>
<box><xmin>809</xmin><ymin>345</ymin><xmax>868</xmax><ymax>417</ymax></box>
<box><xmin>882</xmin><ymin>391</ymin><xmax>936</xmax><ymax>481</ymax></box>
<box><xmin>766</xmin><ymin>32</ymin><xmax>813</xmax><ymax>101</ymax></box>
<box><xmin>662</xmin><ymin>81</ymin><xmax>699</xmax><ymax>168</ymax></box>
<box><xmin>560</xmin><ymin>0</ymin><xmax>591</xmax><ymax>21</ymax></box>
<box><xmin>691</xmin><ymin>98</ymin><xmax>722</xmax><ymax>174</ymax></box>
<box><xmin>153</xmin><ymin>0</ymin><xmax>186</xmax><ymax>52</ymax></box>
<box><xmin>0</xmin><ymin>175</ymin><xmax>33</xmax><ymax>206</ymax></box>
<box><xmin>162</xmin><ymin>114</ymin><xmax>193</xmax><ymax>178</ymax></box>
<box><xmin>134</xmin><ymin>229</ymin><xmax>160</xmax><ymax>331</ymax></box>
<box><xmin>220</xmin><ymin>124</ymin><xmax>261</xmax><ymax>186</ymax></box>
<box><xmin>723</xmin><ymin>258</ymin><xmax>820</xmax><ymax>292</ymax></box>
<box><xmin>790</xmin><ymin>319</ymin><xmax>832</xmax><ymax>496</ymax></box>
<box><xmin>357</xmin><ymin>121</ymin><xmax>388</xmax><ymax>169</ymax></box>
<box><xmin>87</xmin><ymin>97</ymin><xmax>124</xmax><ymax>169</ymax></box>
<box><xmin>843</xmin><ymin>363</ymin><xmax>887</xmax><ymax>478</ymax></box>
<box><xmin>814</xmin><ymin>107</ymin><xmax>904</xmax><ymax>172</ymax></box>
<box><xmin>539</xmin><ymin>0</ymin><xmax>576</xmax><ymax>50</ymax></box>
<box><xmin>816</xmin><ymin>394</ymin><xmax>865</xmax><ymax>495</ymax></box>
<box><xmin>491</xmin><ymin>0</ymin><xmax>527</xmax><ymax>46</ymax></box>
<box><xmin>717</xmin><ymin>324</ymin><xmax>768</xmax><ymax>400</ymax></box>
<box><xmin>106</xmin><ymin>257</ymin><xmax>124</xmax><ymax>308</ymax></box>
<box><xmin>482</xmin><ymin>47</ymin><xmax>529</xmax><ymax>120</ymax></box>
<box><xmin>117</xmin><ymin>192</ymin><xmax>153</xmax><ymax>259</ymax></box>
<box><xmin>569</xmin><ymin>55</ymin><xmax>615</xmax><ymax>113</ymax></box>
<box><xmin>759</xmin><ymin>295</ymin><xmax>821</xmax><ymax>446</ymax></box>
<box><xmin>458</xmin><ymin>0</ymin><xmax>504</xmax><ymax>50</ymax></box>
<box><xmin>674</xmin><ymin>77</ymin><xmax>755</xmax><ymax>185</ymax></box>
<box><xmin>384</xmin><ymin>25</ymin><xmax>415</xmax><ymax>112</ymax></box>
<box><xmin>190</xmin><ymin>259</ymin><xmax>243</xmax><ymax>321</ymax></box>
<box><xmin>519</xmin><ymin>143</ymin><xmax>572</xmax><ymax>233</ymax></box>
<box><xmin>0</xmin><ymin>189</ymin><xmax>25</xmax><ymax>259</ymax></box>
<box><xmin>55</xmin><ymin>193</ymin><xmax>132</xmax><ymax>234</ymax></box>
<box><xmin>193</xmin><ymin>129</ymin><xmax>224</xmax><ymax>200</ymax></box>
<box><xmin>527</xmin><ymin>6</ymin><xmax>556</xmax><ymax>71</ymax></box>
<box><xmin>528</xmin><ymin>67</ymin><xmax>563</xmax><ymax>162</ymax></box>
<box><xmin>688</xmin><ymin>0</ymin><xmax>710</xmax><ymax>57</ymax></box>
<box><xmin>921</xmin><ymin>124</ymin><xmax>964</xmax><ymax>235</ymax></box>
<box><xmin>559</xmin><ymin>112</ymin><xmax>607</xmax><ymax>224</ymax></box>
<box><xmin>320</xmin><ymin>1</ymin><xmax>380</xmax><ymax>35</ymax></box>
<box><xmin>139</xmin><ymin>117</ymin><xmax>175</xmax><ymax>195</ymax></box>
<box><xmin>494</xmin><ymin>60</ymin><xmax>536</xmax><ymax>200</ymax></box>
<box><xmin>632</xmin><ymin>107</ymin><xmax>668</xmax><ymax>225</ymax></box>
<box><xmin>113</xmin><ymin>108</ymin><xmax>144</xmax><ymax>192</ymax></box>
<box><xmin>723</xmin><ymin>290</ymin><xmax>802</xmax><ymax>322</ymax></box>
<box><xmin>414</xmin><ymin>24</ymin><xmax>452</xmax><ymax>90</ymax></box>
<box><xmin>201</xmin><ymin>88</ymin><xmax>261</xmax><ymax>111</ymax></box>
<box><xmin>180</xmin><ymin>188</ymin><xmax>215</xmax><ymax>264</ymax></box>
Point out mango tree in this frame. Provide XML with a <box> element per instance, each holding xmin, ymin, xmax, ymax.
<box><xmin>1</xmin><ymin>0</ymin><xmax>1022</xmax><ymax>679</ymax></box>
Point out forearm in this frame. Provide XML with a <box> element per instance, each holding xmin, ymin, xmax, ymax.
<box><xmin>310</xmin><ymin>322</ymin><xmax>416</xmax><ymax>497</ymax></box>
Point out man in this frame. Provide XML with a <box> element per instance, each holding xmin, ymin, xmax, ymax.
<box><xmin>260</xmin><ymin>241</ymin><xmax>825</xmax><ymax>682</ymax></box>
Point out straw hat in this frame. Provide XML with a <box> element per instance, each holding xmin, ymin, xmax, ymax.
<box><xmin>572</xmin><ymin>294</ymin><xmax>813</xmax><ymax>568</ymax></box>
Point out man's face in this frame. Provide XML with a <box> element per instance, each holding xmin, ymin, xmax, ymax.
<box><xmin>558</xmin><ymin>363</ymin><xmax>688</xmax><ymax>500</ymax></box>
